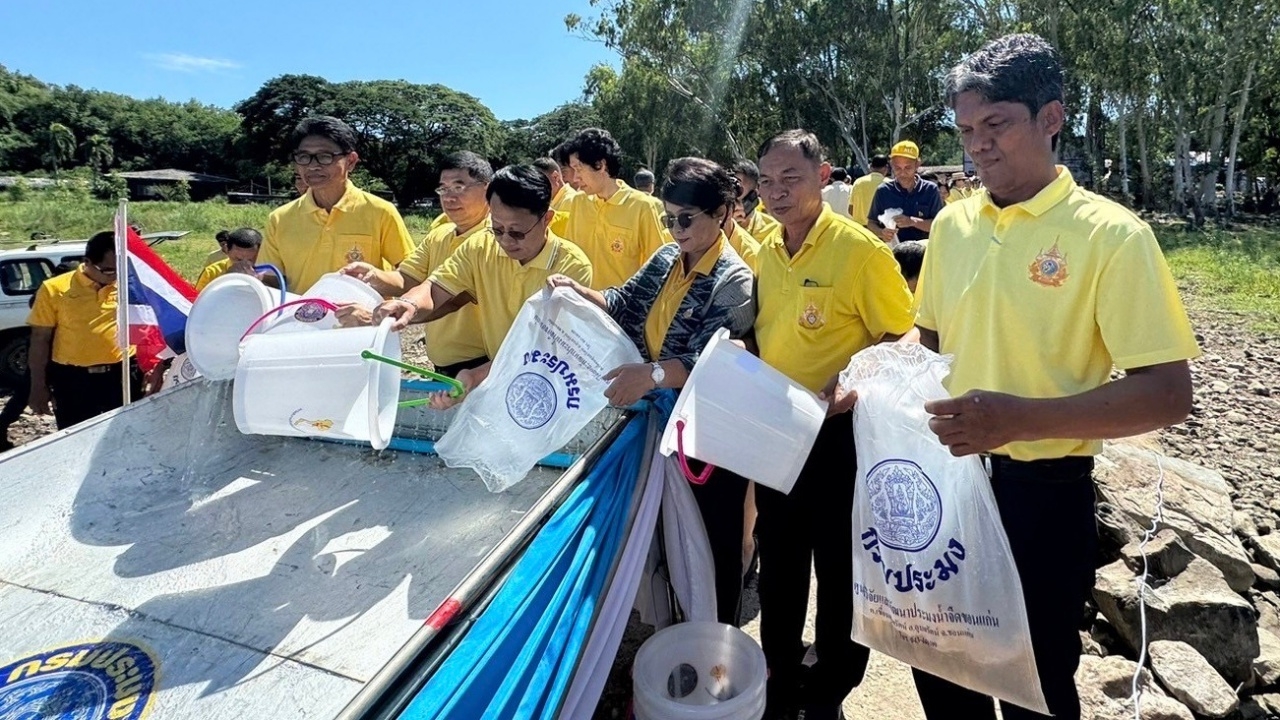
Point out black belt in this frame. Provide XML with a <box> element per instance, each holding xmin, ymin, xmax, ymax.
<box><xmin>54</xmin><ymin>360</ymin><xmax>134</xmax><ymax>375</ymax></box>
<box><xmin>981</xmin><ymin>453</ymin><xmax>1095</xmax><ymax>477</ymax></box>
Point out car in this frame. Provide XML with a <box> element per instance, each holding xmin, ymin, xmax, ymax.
<box><xmin>0</xmin><ymin>231</ymin><xmax>191</xmax><ymax>387</ymax></box>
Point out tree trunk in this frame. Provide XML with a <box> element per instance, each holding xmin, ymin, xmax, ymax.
<box><xmin>1224</xmin><ymin>57</ymin><xmax>1257</xmax><ymax>218</ymax></box>
<box><xmin>1171</xmin><ymin>100</ymin><xmax>1187</xmax><ymax>216</ymax></box>
<box><xmin>1198</xmin><ymin>67</ymin><xmax>1234</xmax><ymax>217</ymax></box>
<box><xmin>1136</xmin><ymin>100</ymin><xmax>1153</xmax><ymax>209</ymax></box>
<box><xmin>1118</xmin><ymin>96</ymin><xmax>1131</xmax><ymax>202</ymax></box>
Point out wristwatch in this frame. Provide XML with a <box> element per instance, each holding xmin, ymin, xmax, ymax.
<box><xmin>649</xmin><ymin>362</ymin><xmax>665</xmax><ymax>388</ymax></box>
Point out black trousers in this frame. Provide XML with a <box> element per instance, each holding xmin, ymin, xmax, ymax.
<box><xmin>755</xmin><ymin>413</ymin><xmax>868</xmax><ymax>708</ymax></box>
<box><xmin>48</xmin><ymin>361</ymin><xmax>143</xmax><ymax>430</ymax></box>
<box><xmin>0</xmin><ymin>369</ymin><xmax>29</xmax><ymax>431</ymax></box>
<box><xmin>433</xmin><ymin>356</ymin><xmax>490</xmax><ymax>380</ymax></box>
<box><xmin>687</xmin><ymin>465</ymin><xmax>750</xmax><ymax>626</ymax></box>
<box><xmin>913</xmin><ymin>455</ymin><xmax>1097</xmax><ymax>720</ymax></box>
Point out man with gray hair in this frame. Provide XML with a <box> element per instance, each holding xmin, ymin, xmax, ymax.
<box><xmin>633</xmin><ymin>168</ymin><xmax>655</xmax><ymax>195</ymax></box>
<box><xmin>912</xmin><ymin>34</ymin><xmax>1197</xmax><ymax>719</ymax></box>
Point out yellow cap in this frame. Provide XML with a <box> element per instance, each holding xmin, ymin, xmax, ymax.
<box><xmin>890</xmin><ymin>141</ymin><xmax>920</xmax><ymax>160</ymax></box>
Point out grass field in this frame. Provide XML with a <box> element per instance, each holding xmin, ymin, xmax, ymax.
<box><xmin>1</xmin><ymin>198</ymin><xmax>1277</xmax><ymax>333</ymax></box>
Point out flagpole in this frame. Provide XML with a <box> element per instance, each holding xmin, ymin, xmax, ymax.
<box><xmin>114</xmin><ymin>199</ymin><xmax>131</xmax><ymax>408</ymax></box>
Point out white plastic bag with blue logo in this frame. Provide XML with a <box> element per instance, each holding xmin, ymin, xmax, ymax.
<box><xmin>839</xmin><ymin>343</ymin><xmax>1048</xmax><ymax>714</ymax></box>
<box><xmin>435</xmin><ymin>287</ymin><xmax>643</xmax><ymax>492</ymax></box>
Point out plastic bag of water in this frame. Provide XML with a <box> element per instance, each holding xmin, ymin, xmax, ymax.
<box><xmin>435</xmin><ymin>287</ymin><xmax>642</xmax><ymax>492</ymax></box>
<box><xmin>839</xmin><ymin>343</ymin><xmax>1048</xmax><ymax>714</ymax></box>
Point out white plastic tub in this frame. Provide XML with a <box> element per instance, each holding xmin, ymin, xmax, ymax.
<box><xmin>185</xmin><ymin>273</ymin><xmax>278</xmax><ymax>380</ymax></box>
<box><xmin>659</xmin><ymin>329</ymin><xmax>825</xmax><ymax>494</ymax></box>
<box><xmin>232</xmin><ymin>319</ymin><xmax>401</xmax><ymax>450</ymax></box>
<box><xmin>632</xmin><ymin>621</ymin><xmax>767</xmax><ymax>720</ymax></box>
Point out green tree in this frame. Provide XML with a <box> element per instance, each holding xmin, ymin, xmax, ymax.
<box><xmin>82</xmin><ymin>133</ymin><xmax>114</xmax><ymax>173</ymax></box>
<box><xmin>43</xmin><ymin>122</ymin><xmax>75</xmax><ymax>178</ymax></box>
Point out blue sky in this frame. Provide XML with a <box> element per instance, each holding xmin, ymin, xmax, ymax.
<box><xmin>0</xmin><ymin>0</ymin><xmax>616</xmax><ymax>120</ymax></box>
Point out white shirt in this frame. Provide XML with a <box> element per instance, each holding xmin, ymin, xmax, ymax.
<box><xmin>822</xmin><ymin>181</ymin><xmax>853</xmax><ymax>219</ymax></box>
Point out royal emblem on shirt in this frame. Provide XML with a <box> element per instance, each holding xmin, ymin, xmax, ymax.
<box><xmin>799</xmin><ymin>301</ymin><xmax>826</xmax><ymax>329</ymax></box>
<box><xmin>346</xmin><ymin>245</ymin><xmax>364</xmax><ymax>263</ymax></box>
<box><xmin>1028</xmin><ymin>240</ymin><xmax>1069</xmax><ymax>287</ymax></box>
<box><xmin>610</xmin><ymin>237</ymin><xmax>625</xmax><ymax>254</ymax></box>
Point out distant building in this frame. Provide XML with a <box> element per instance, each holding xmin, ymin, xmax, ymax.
<box><xmin>113</xmin><ymin>169</ymin><xmax>236</xmax><ymax>201</ymax></box>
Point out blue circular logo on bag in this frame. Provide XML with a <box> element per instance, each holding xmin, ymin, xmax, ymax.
<box><xmin>178</xmin><ymin>356</ymin><xmax>198</xmax><ymax>381</ymax></box>
<box><xmin>865</xmin><ymin>459</ymin><xmax>942</xmax><ymax>552</ymax></box>
<box><xmin>506</xmin><ymin>372</ymin><xmax>557</xmax><ymax>429</ymax></box>
<box><xmin>0</xmin><ymin>641</ymin><xmax>157</xmax><ymax>720</ymax></box>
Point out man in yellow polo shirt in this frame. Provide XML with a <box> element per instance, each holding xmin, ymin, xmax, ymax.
<box><xmin>340</xmin><ymin>151</ymin><xmax>493</xmax><ymax>377</ymax></box>
<box><xmin>27</xmin><ymin>231</ymin><xmax>142</xmax><ymax>430</ymax></box>
<box><xmin>732</xmin><ymin>159</ymin><xmax>781</xmax><ymax>241</ymax></box>
<box><xmin>373</xmin><ymin>165</ymin><xmax>592</xmax><ymax>401</ymax></box>
<box><xmin>910</xmin><ymin>35</ymin><xmax>1198</xmax><ymax>720</ymax></box>
<box><xmin>196</xmin><ymin>227</ymin><xmax>261</xmax><ymax>291</ymax></box>
<box><xmin>561</xmin><ymin>128</ymin><xmax>666</xmax><ymax>290</ymax></box>
<box><xmin>848</xmin><ymin>154</ymin><xmax>889</xmax><ymax>229</ymax></box>
<box><xmin>532</xmin><ymin>156</ymin><xmax>579</xmax><ymax>213</ymax></box>
<box><xmin>753</xmin><ymin>130</ymin><xmax>915</xmax><ymax>720</ymax></box>
<box><xmin>259</xmin><ymin>116</ymin><xmax>414</xmax><ymax>294</ymax></box>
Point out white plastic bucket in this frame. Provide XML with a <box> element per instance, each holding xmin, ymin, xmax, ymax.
<box><xmin>186</xmin><ymin>273</ymin><xmax>280</xmax><ymax>380</ymax></box>
<box><xmin>232</xmin><ymin>318</ymin><xmax>402</xmax><ymax>450</ymax></box>
<box><xmin>263</xmin><ymin>272</ymin><xmax>384</xmax><ymax>334</ymax></box>
<box><xmin>632</xmin><ymin>622</ymin><xmax>766</xmax><ymax>720</ymax></box>
<box><xmin>659</xmin><ymin>329</ymin><xmax>825</xmax><ymax>495</ymax></box>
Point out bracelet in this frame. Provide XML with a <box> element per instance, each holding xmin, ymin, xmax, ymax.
<box><xmin>394</xmin><ymin>296</ymin><xmax>419</xmax><ymax>316</ymax></box>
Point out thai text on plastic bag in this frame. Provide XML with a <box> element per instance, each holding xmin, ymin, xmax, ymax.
<box><xmin>839</xmin><ymin>343</ymin><xmax>1047</xmax><ymax>714</ymax></box>
<box><xmin>435</xmin><ymin>287</ymin><xmax>643</xmax><ymax>492</ymax></box>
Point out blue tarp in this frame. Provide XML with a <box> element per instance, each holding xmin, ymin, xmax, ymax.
<box><xmin>399</xmin><ymin>400</ymin><xmax>663</xmax><ymax>719</ymax></box>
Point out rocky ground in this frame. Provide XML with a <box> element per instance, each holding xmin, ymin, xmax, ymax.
<box><xmin>1</xmin><ymin>311</ymin><xmax>1276</xmax><ymax>719</ymax></box>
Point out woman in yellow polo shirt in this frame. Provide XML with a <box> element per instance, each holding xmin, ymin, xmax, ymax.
<box><xmin>548</xmin><ymin>157</ymin><xmax>755</xmax><ymax>626</ymax></box>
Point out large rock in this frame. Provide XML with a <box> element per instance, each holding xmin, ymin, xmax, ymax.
<box><xmin>1093</xmin><ymin>558</ymin><xmax>1259</xmax><ymax>683</ymax></box>
<box><xmin>1256</xmin><ymin>591</ymin><xmax>1280</xmax><ymax>636</ymax></box>
<box><xmin>1147</xmin><ymin>640</ymin><xmax>1238</xmax><ymax>718</ymax></box>
<box><xmin>1076</xmin><ymin>655</ymin><xmax>1194</xmax><ymax>720</ymax></box>
<box><xmin>1121</xmin><ymin>529</ymin><xmax>1194</xmax><ymax>580</ymax></box>
<box><xmin>1096</xmin><ymin>442</ymin><xmax>1254</xmax><ymax>592</ymax></box>
<box><xmin>1257</xmin><ymin>627</ymin><xmax>1280</xmax><ymax>689</ymax></box>
<box><xmin>1254</xmin><ymin>694</ymin><xmax>1280</xmax><ymax>717</ymax></box>
<box><xmin>1250</xmin><ymin>534</ymin><xmax>1280</xmax><ymax>574</ymax></box>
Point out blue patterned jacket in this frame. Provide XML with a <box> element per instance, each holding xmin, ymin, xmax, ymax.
<box><xmin>603</xmin><ymin>241</ymin><xmax>755</xmax><ymax>370</ymax></box>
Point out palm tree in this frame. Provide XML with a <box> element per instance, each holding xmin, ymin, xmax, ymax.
<box><xmin>83</xmin><ymin>134</ymin><xmax>114</xmax><ymax>174</ymax></box>
<box><xmin>44</xmin><ymin>122</ymin><xmax>76</xmax><ymax>179</ymax></box>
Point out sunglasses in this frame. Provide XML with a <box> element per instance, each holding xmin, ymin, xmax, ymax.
<box><xmin>92</xmin><ymin>262</ymin><xmax>117</xmax><ymax>276</ymax></box>
<box><xmin>493</xmin><ymin>219</ymin><xmax>541</xmax><ymax>242</ymax></box>
<box><xmin>661</xmin><ymin>209</ymin><xmax>707</xmax><ymax>230</ymax></box>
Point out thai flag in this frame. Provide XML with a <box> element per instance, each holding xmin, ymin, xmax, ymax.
<box><xmin>114</xmin><ymin>206</ymin><xmax>197</xmax><ymax>373</ymax></box>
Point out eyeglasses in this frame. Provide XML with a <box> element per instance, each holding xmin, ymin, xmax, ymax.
<box><xmin>661</xmin><ymin>209</ymin><xmax>707</xmax><ymax>230</ymax></box>
<box><xmin>493</xmin><ymin>219</ymin><xmax>542</xmax><ymax>242</ymax></box>
<box><xmin>435</xmin><ymin>183</ymin><xmax>484</xmax><ymax>197</ymax></box>
<box><xmin>292</xmin><ymin>151</ymin><xmax>348</xmax><ymax>166</ymax></box>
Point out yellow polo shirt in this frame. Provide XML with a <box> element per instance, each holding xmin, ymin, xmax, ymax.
<box><xmin>260</xmin><ymin>181</ymin><xmax>414</xmax><ymax>293</ymax></box>
<box><xmin>28</xmin><ymin>268</ymin><xmax>131</xmax><ymax>366</ymax></box>
<box><xmin>551</xmin><ymin>184</ymin><xmax>579</xmax><ymax>213</ymax></box>
<box><xmin>916</xmin><ymin>167</ymin><xmax>1200</xmax><ymax>461</ymax></box>
<box><xmin>196</xmin><ymin>259</ymin><xmax>231</xmax><ymax>291</ymax></box>
<box><xmin>399</xmin><ymin>219</ymin><xmax>491</xmax><ymax>367</ymax></box>
<box><xmin>726</xmin><ymin>223</ymin><xmax>761</xmax><ymax>273</ymax></box>
<box><xmin>849</xmin><ymin>173</ymin><xmax>885</xmax><ymax>228</ymax></box>
<box><xmin>429</xmin><ymin>212</ymin><xmax>451</xmax><ymax>231</ymax></box>
<box><xmin>429</xmin><ymin>232</ymin><xmax>593</xmax><ymax>358</ymax></box>
<box><xmin>562</xmin><ymin>180</ymin><xmax>667</xmax><ymax>290</ymax></box>
<box><xmin>756</xmin><ymin>206</ymin><xmax>915</xmax><ymax>393</ymax></box>
<box><xmin>643</xmin><ymin>235</ymin><xmax>728</xmax><ymax>358</ymax></box>
<box><xmin>743</xmin><ymin>209</ymin><xmax>781</xmax><ymax>242</ymax></box>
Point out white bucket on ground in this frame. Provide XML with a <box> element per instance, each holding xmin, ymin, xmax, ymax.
<box><xmin>632</xmin><ymin>621</ymin><xmax>766</xmax><ymax>720</ymax></box>
<box><xmin>659</xmin><ymin>329</ymin><xmax>825</xmax><ymax>495</ymax></box>
<box><xmin>186</xmin><ymin>273</ymin><xmax>279</xmax><ymax>380</ymax></box>
<box><xmin>232</xmin><ymin>318</ymin><xmax>401</xmax><ymax>450</ymax></box>
<box><xmin>263</xmin><ymin>272</ymin><xmax>384</xmax><ymax>334</ymax></box>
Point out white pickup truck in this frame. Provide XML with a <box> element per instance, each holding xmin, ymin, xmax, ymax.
<box><xmin>0</xmin><ymin>231</ymin><xmax>191</xmax><ymax>386</ymax></box>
